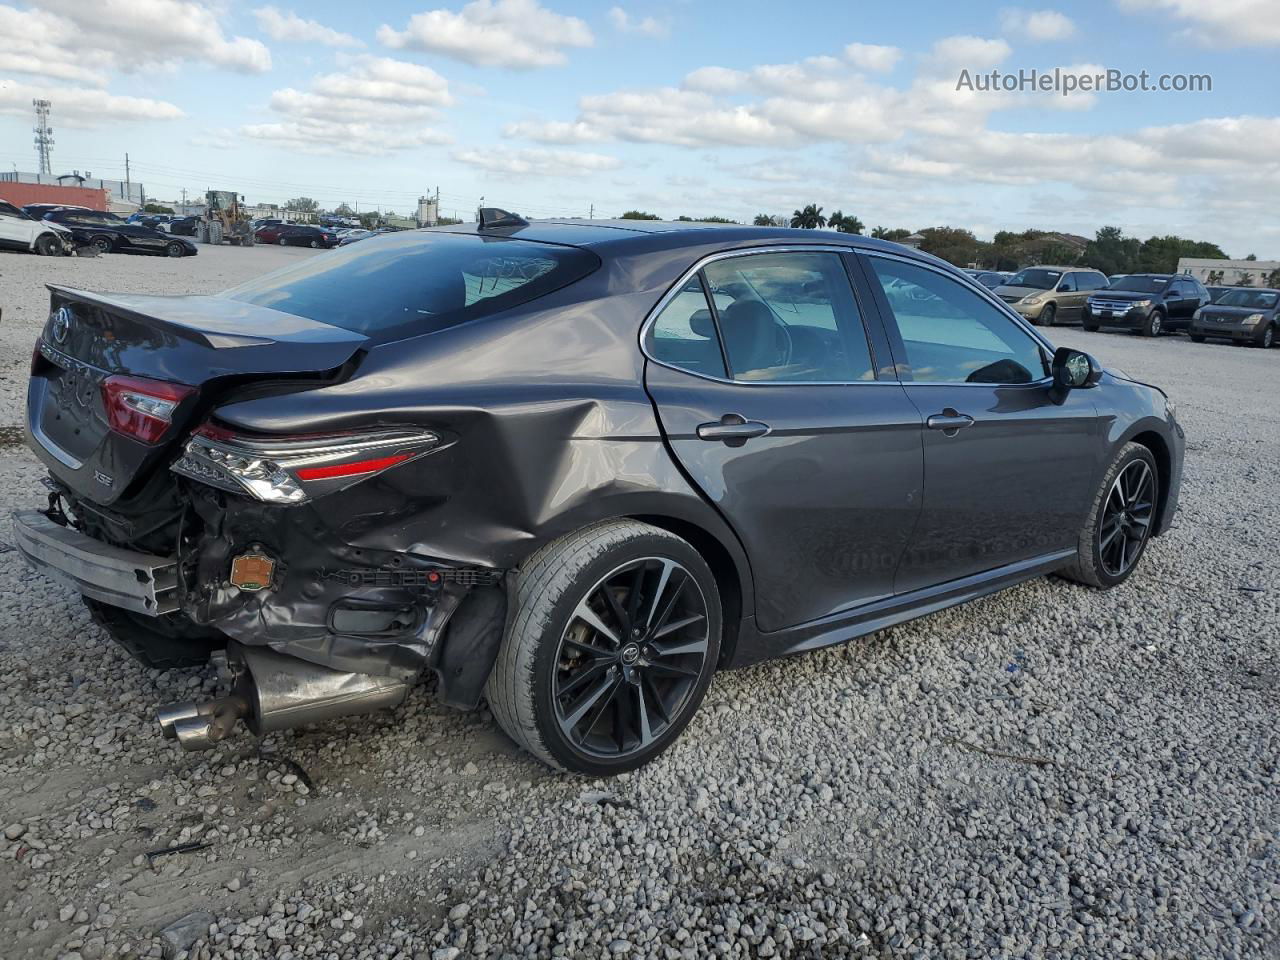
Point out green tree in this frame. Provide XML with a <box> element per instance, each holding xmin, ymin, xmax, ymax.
<box><xmin>917</xmin><ymin>226</ymin><xmax>980</xmax><ymax>267</ymax></box>
<box><xmin>620</xmin><ymin>210</ymin><xmax>660</xmax><ymax>220</ymax></box>
<box><xmin>333</xmin><ymin>203</ymin><xmax>355</xmax><ymax>217</ymax></box>
<box><xmin>1244</xmin><ymin>253</ymin><xmax>1258</xmax><ymax>261</ymax></box>
<box><xmin>287</xmin><ymin>197</ymin><xmax>319</xmax><ymax>213</ymax></box>
<box><xmin>142</xmin><ymin>202</ymin><xmax>174</xmax><ymax>214</ymax></box>
<box><xmin>1236</xmin><ymin>271</ymin><xmax>1256</xmax><ymax>286</ymax></box>
<box><xmin>871</xmin><ymin>226</ymin><xmax>911</xmax><ymax>241</ymax></box>
<box><xmin>1136</xmin><ymin>235</ymin><xmax>1227</xmax><ymax>274</ymax></box>
<box><xmin>790</xmin><ymin>204</ymin><xmax>825</xmax><ymax>229</ymax></box>
<box><xmin>1207</xmin><ymin>270</ymin><xmax>1224</xmax><ymax>285</ymax></box>
<box><xmin>696</xmin><ymin>215</ymin><xmax>738</xmax><ymax>223</ymax></box>
<box><xmin>828</xmin><ymin>211</ymin><xmax>864</xmax><ymax>234</ymax></box>
<box><xmin>1265</xmin><ymin>267</ymin><xmax>1280</xmax><ymax>287</ymax></box>
<box><xmin>753</xmin><ymin>213</ymin><xmax>775</xmax><ymax>226</ymax></box>
<box><xmin>1081</xmin><ymin>226</ymin><xmax>1141</xmax><ymax>277</ymax></box>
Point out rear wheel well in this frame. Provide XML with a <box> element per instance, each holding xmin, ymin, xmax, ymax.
<box><xmin>1129</xmin><ymin>430</ymin><xmax>1172</xmax><ymax>533</ymax></box>
<box><xmin>631</xmin><ymin>514</ymin><xmax>743</xmax><ymax>668</ymax></box>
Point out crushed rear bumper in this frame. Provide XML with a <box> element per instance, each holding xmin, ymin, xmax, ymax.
<box><xmin>12</xmin><ymin>509</ymin><xmax>178</xmax><ymax>615</ymax></box>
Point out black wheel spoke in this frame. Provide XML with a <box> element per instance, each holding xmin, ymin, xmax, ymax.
<box><xmin>553</xmin><ymin>554</ymin><xmax>711</xmax><ymax>760</ymax></box>
<box><xmin>1098</xmin><ymin>458</ymin><xmax>1155</xmax><ymax>577</ymax></box>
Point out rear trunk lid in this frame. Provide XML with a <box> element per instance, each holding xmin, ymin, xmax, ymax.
<box><xmin>28</xmin><ymin>285</ymin><xmax>368</xmax><ymax>506</ymax></box>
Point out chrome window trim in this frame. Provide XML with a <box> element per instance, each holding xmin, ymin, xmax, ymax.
<box><xmin>860</xmin><ymin>249</ymin><xmax>1056</xmax><ymax>386</ymax></box>
<box><xmin>637</xmin><ymin>243</ymin><xmax>895</xmax><ymax>387</ymax></box>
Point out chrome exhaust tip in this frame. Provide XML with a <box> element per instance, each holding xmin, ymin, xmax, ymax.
<box><xmin>156</xmin><ymin>701</ymin><xmax>203</xmax><ymax>740</ymax></box>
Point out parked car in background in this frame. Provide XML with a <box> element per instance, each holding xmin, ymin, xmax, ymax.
<box><xmin>13</xmin><ymin>217</ymin><xmax>1184</xmax><ymax>774</ymax></box>
<box><xmin>1206</xmin><ymin>285</ymin><xmax>1231</xmax><ymax>303</ymax></box>
<box><xmin>1083</xmin><ymin>273</ymin><xmax>1209</xmax><ymax>337</ymax></box>
<box><xmin>166</xmin><ymin>217</ymin><xmax>199</xmax><ymax>237</ymax></box>
<box><xmin>337</xmin><ymin>229</ymin><xmax>373</xmax><ymax>246</ymax></box>
<box><xmin>0</xmin><ymin>199</ymin><xmax>74</xmax><ymax>255</ymax></box>
<box><xmin>964</xmin><ymin>269</ymin><xmax>1009</xmax><ymax>289</ymax></box>
<box><xmin>994</xmin><ymin>266</ymin><xmax>1110</xmax><ymax>326</ymax></box>
<box><xmin>271</xmin><ymin>225</ymin><xmax>339</xmax><ymax>248</ymax></box>
<box><xmin>22</xmin><ymin>203</ymin><xmax>93</xmax><ymax>220</ymax></box>
<box><xmin>39</xmin><ymin>207</ymin><xmax>197</xmax><ymax>257</ymax></box>
<box><xmin>1188</xmin><ymin>287</ymin><xmax>1280</xmax><ymax>348</ymax></box>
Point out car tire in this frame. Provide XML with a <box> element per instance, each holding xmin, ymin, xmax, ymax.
<box><xmin>1059</xmin><ymin>442</ymin><xmax>1159</xmax><ymax>590</ymax></box>
<box><xmin>34</xmin><ymin>233</ymin><xmax>62</xmax><ymax>256</ymax></box>
<box><xmin>1258</xmin><ymin>325</ymin><xmax>1274</xmax><ymax>349</ymax></box>
<box><xmin>165</xmin><ymin>241</ymin><xmax>184</xmax><ymax>258</ymax></box>
<box><xmin>278</xmin><ymin>237</ymin><xmax>288</xmax><ymax>246</ymax></box>
<box><xmin>486</xmin><ymin>519</ymin><xmax>721</xmax><ymax>776</ymax></box>
<box><xmin>1142</xmin><ymin>310</ymin><xmax>1165</xmax><ymax>337</ymax></box>
<box><xmin>309</xmin><ymin>239</ymin><xmax>319</xmax><ymax>249</ymax></box>
<box><xmin>91</xmin><ymin>234</ymin><xmax>114</xmax><ymax>254</ymax></box>
<box><xmin>1190</xmin><ymin>334</ymin><xmax>1205</xmax><ymax>343</ymax></box>
<box><xmin>1039</xmin><ymin>303</ymin><xmax>1057</xmax><ymax>327</ymax></box>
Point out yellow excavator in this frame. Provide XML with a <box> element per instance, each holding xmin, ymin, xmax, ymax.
<box><xmin>199</xmin><ymin>190</ymin><xmax>254</xmax><ymax>246</ymax></box>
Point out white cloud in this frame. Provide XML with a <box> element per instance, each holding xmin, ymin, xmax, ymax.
<box><xmin>253</xmin><ymin>7</ymin><xmax>363</xmax><ymax>48</ymax></box>
<box><xmin>33</xmin><ymin>0</ymin><xmax>271</xmax><ymax>73</ymax></box>
<box><xmin>247</xmin><ymin>56</ymin><xmax>453</xmax><ymax>154</ymax></box>
<box><xmin>927</xmin><ymin>35</ymin><xmax>1013</xmax><ymax>71</ymax></box>
<box><xmin>503</xmin><ymin>119</ymin><xmax>605</xmax><ymax>143</ymax></box>
<box><xmin>999</xmin><ymin>8</ymin><xmax>1077</xmax><ymax>41</ymax></box>
<box><xmin>844</xmin><ymin>42</ymin><xmax>902</xmax><ymax>72</ymax></box>
<box><xmin>0</xmin><ymin>79</ymin><xmax>183</xmax><ymax>126</ymax></box>
<box><xmin>1118</xmin><ymin>0</ymin><xmax>1280</xmax><ymax>47</ymax></box>
<box><xmin>0</xmin><ymin>5</ymin><xmax>108</xmax><ymax>85</ymax></box>
<box><xmin>608</xmin><ymin>6</ymin><xmax>669</xmax><ymax>38</ymax></box>
<box><xmin>378</xmin><ymin>0</ymin><xmax>593</xmax><ymax>68</ymax></box>
<box><xmin>453</xmin><ymin>146</ymin><xmax>622</xmax><ymax>176</ymax></box>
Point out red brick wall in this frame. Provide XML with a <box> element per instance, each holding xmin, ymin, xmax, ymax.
<box><xmin>0</xmin><ymin>183</ymin><xmax>110</xmax><ymax>211</ymax></box>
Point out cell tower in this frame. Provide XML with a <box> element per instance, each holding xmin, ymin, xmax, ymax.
<box><xmin>33</xmin><ymin>99</ymin><xmax>54</xmax><ymax>175</ymax></box>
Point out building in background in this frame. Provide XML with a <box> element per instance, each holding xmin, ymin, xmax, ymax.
<box><xmin>0</xmin><ymin>179</ymin><xmax>108</xmax><ymax>211</ymax></box>
<box><xmin>1</xmin><ymin>170</ymin><xmax>144</xmax><ymax>213</ymax></box>
<box><xmin>1178</xmin><ymin>257</ymin><xmax>1280</xmax><ymax>286</ymax></box>
<box><xmin>416</xmin><ymin>195</ymin><xmax>439</xmax><ymax>227</ymax></box>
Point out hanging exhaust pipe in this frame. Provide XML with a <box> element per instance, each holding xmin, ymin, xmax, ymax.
<box><xmin>155</xmin><ymin>643</ymin><xmax>409</xmax><ymax>751</ymax></box>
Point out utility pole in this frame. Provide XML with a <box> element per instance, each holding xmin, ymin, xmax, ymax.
<box><xmin>32</xmin><ymin>99</ymin><xmax>53</xmax><ymax>176</ymax></box>
<box><xmin>124</xmin><ymin>153</ymin><xmax>131</xmax><ymax>204</ymax></box>
<box><xmin>589</xmin><ymin>203</ymin><xmax>594</xmax><ymax>220</ymax></box>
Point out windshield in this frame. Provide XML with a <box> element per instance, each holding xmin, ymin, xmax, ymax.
<box><xmin>1004</xmin><ymin>268</ymin><xmax>1062</xmax><ymax>290</ymax></box>
<box><xmin>1217</xmin><ymin>288</ymin><xmax>1278</xmax><ymax>309</ymax></box>
<box><xmin>1108</xmin><ymin>275</ymin><xmax>1169</xmax><ymax>294</ymax></box>
<box><xmin>223</xmin><ymin>230</ymin><xmax>600</xmax><ymax>341</ymax></box>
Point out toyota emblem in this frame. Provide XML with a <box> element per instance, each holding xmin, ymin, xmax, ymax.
<box><xmin>50</xmin><ymin>306</ymin><xmax>72</xmax><ymax>344</ymax></box>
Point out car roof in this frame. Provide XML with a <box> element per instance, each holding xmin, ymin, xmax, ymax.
<box><xmin>433</xmin><ymin>218</ymin><xmax>920</xmax><ymax>258</ymax></box>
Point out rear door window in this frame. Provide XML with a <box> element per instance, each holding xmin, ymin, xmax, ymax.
<box><xmin>646</xmin><ymin>276</ymin><xmax>727</xmax><ymax>378</ymax></box>
<box><xmin>223</xmin><ymin>232</ymin><xmax>601</xmax><ymax>341</ymax></box>
<box><xmin>701</xmin><ymin>251</ymin><xmax>876</xmax><ymax>382</ymax></box>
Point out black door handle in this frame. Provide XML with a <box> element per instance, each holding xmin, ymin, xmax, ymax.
<box><xmin>697</xmin><ymin>413</ymin><xmax>771</xmax><ymax>444</ymax></box>
<box><xmin>925</xmin><ymin>410</ymin><xmax>975</xmax><ymax>432</ymax></box>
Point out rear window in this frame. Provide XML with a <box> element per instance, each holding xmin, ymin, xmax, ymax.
<box><xmin>222</xmin><ymin>230</ymin><xmax>600</xmax><ymax>341</ymax></box>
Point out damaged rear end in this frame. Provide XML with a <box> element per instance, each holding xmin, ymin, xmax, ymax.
<box><xmin>14</xmin><ymin>232</ymin><xmax>597</xmax><ymax>749</ymax></box>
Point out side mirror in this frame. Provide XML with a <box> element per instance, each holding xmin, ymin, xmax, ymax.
<box><xmin>1048</xmin><ymin>347</ymin><xmax>1101</xmax><ymax>404</ymax></box>
<box><xmin>1057</xmin><ymin>282</ymin><xmax>1070</xmax><ymax>292</ymax></box>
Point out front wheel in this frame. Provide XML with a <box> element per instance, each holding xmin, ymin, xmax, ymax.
<box><xmin>91</xmin><ymin>234</ymin><xmax>114</xmax><ymax>254</ymax></box>
<box><xmin>1143</xmin><ymin>311</ymin><xmax>1164</xmax><ymax>337</ymax></box>
<box><xmin>165</xmin><ymin>241</ymin><xmax>184</xmax><ymax>257</ymax></box>
<box><xmin>486</xmin><ymin>520</ymin><xmax>721</xmax><ymax>775</ymax></box>
<box><xmin>1038</xmin><ymin>303</ymin><xmax>1057</xmax><ymax>327</ymax></box>
<box><xmin>34</xmin><ymin>233</ymin><xmax>63</xmax><ymax>256</ymax></box>
<box><xmin>1059</xmin><ymin>442</ymin><xmax>1159</xmax><ymax>589</ymax></box>
<box><xmin>1258</xmin><ymin>325</ymin><xmax>1275</xmax><ymax>349</ymax></box>
<box><xmin>278</xmin><ymin>237</ymin><xmax>288</xmax><ymax>246</ymax></box>
<box><xmin>309</xmin><ymin>239</ymin><xmax>319</xmax><ymax>248</ymax></box>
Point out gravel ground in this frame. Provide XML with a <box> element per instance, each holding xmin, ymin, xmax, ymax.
<box><xmin>1</xmin><ymin>245</ymin><xmax>1277</xmax><ymax>960</ymax></box>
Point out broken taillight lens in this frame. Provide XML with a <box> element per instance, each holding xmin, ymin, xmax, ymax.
<box><xmin>171</xmin><ymin>424</ymin><xmax>439</xmax><ymax>503</ymax></box>
<box><xmin>103</xmin><ymin>375</ymin><xmax>195</xmax><ymax>444</ymax></box>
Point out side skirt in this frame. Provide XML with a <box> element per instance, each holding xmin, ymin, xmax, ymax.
<box><xmin>728</xmin><ymin>549</ymin><xmax>1076</xmax><ymax>667</ymax></box>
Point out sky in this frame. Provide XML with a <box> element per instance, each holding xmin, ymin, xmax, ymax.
<box><xmin>1</xmin><ymin>0</ymin><xmax>1278</xmax><ymax>256</ymax></box>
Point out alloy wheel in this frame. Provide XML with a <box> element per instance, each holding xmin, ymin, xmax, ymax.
<box><xmin>1099</xmin><ymin>459</ymin><xmax>1155</xmax><ymax>577</ymax></box>
<box><xmin>553</xmin><ymin>557</ymin><xmax>709</xmax><ymax>760</ymax></box>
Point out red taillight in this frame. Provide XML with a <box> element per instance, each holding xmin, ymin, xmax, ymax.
<box><xmin>295</xmin><ymin>453</ymin><xmax>413</xmax><ymax>481</ymax></box>
<box><xmin>102</xmin><ymin>375</ymin><xmax>194</xmax><ymax>444</ymax></box>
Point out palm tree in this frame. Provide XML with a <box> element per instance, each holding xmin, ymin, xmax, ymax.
<box><xmin>790</xmin><ymin>204</ymin><xmax>825</xmax><ymax>229</ymax></box>
<box><xmin>828</xmin><ymin>211</ymin><xmax>864</xmax><ymax>234</ymax></box>
<box><xmin>753</xmin><ymin>213</ymin><xmax>774</xmax><ymax>226</ymax></box>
